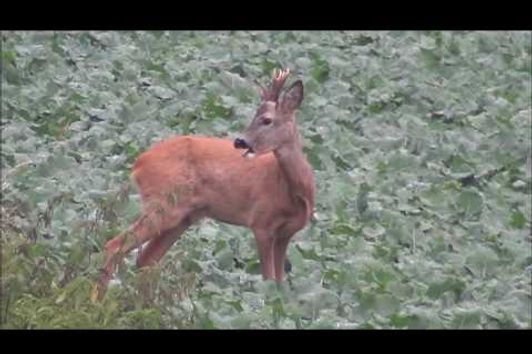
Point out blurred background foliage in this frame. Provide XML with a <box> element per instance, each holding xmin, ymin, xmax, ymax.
<box><xmin>1</xmin><ymin>31</ymin><xmax>530</xmax><ymax>328</ymax></box>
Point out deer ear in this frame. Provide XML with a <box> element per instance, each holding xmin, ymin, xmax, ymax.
<box><xmin>280</xmin><ymin>80</ymin><xmax>304</xmax><ymax>112</ymax></box>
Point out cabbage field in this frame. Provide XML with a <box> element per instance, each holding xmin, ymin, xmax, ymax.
<box><xmin>1</xmin><ymin>31</ymin><xmax>531</xmax><ymax>329</ymax></box>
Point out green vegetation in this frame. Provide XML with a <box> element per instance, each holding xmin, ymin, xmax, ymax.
<box><xmin>1</xmin><ymin>31</ymin><xmax>531</xmax><ymax>328</ymax></box>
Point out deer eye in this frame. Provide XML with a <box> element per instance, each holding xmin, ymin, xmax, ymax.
<box><xmin>262</xmin><ymin>117</ymin><xmax>272</xmax><ymax>126</ymax></box>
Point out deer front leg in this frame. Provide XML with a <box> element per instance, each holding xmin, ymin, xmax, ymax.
<box><xmin>273</xmin><ymin>235</ymin><xmax>293</xmax><ymax>281</ymax></box>
<box><xmin>253</xmin><ymin>229</ymin><xmax>275</xmax><ymax>280</ymax></box>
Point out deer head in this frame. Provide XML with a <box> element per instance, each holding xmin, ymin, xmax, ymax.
<box><xmin>234</xmin><ymin>68</ymin><xmax>304</xmax><ymax>158</ymax></box>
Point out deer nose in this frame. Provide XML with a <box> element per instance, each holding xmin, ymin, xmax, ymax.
<box><xmin>234</xmin><ymin>138</ymin><xmax>249</xmax><ymax>149</ymax></box>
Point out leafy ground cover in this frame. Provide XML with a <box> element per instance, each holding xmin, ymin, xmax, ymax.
<box><xmin>1</xmin><ymin>31</ymin><xmax>530</xmax><ymax>328</ymax></box>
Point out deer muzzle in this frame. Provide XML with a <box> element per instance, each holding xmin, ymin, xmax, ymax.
<box><xmin>233</xmin><ymin>138</ymin><xmax>249</xmax><ymax>149</ymax></box>
<box><xmin>234</xmin><ymin>138</ymin><xmax>256</xmax><ymax>159</ymax></box>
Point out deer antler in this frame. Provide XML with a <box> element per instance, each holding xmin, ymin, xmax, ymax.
<box><xmin>273</xmin><ymin>68</ymin><xmax>290</xmax><ymax>80</ymax></box>
<box><xmin>256</xmin><ymin>68</ymin><xmax>291</xmax><ymax>102</ymax></box>
<box><xmin>269</xmin><ymin>68</ymin><xmax>290</xmax><ymax>102</ymax></box>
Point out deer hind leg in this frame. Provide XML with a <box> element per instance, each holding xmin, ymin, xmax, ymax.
<box><xmin>92</xmin><ymin>202</ymin><xmax>195</xmax><ymax>302</ymax></box>
<box><xmin>136</xmin><ymin>212</ymin><xmax>198</xmax><ymax>268</ymax></box>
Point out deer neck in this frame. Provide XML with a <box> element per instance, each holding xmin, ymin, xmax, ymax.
<box><xmin>273</xmin><ymin>128</ymin><xmax>315</xmax><ymax>220</ymax></box>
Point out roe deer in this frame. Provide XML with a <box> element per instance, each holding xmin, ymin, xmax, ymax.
<box><xmin>91</xmin><ymin>68</ymin><xmax>315</xmax><ymax>301</ymax></box>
